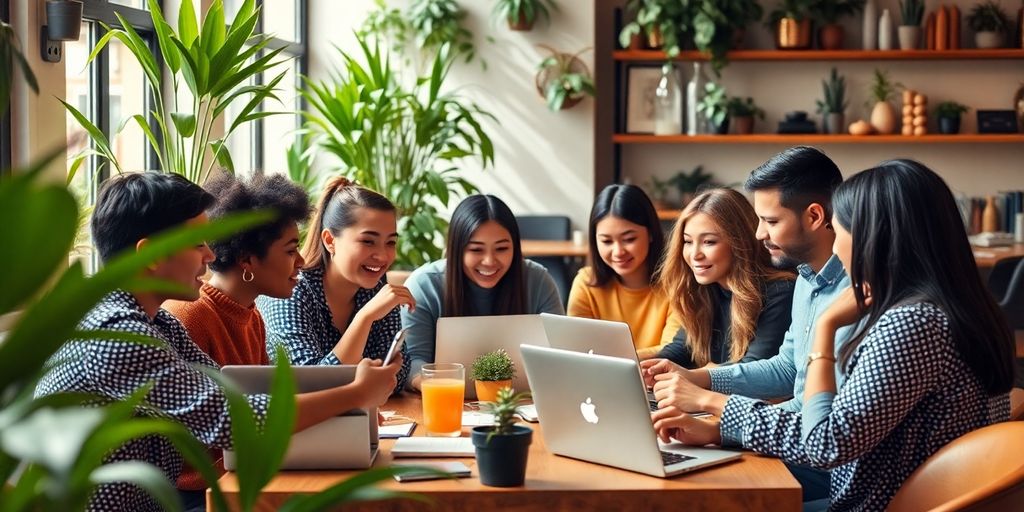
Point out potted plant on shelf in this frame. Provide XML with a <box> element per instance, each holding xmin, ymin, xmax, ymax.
<box><xmin>619</xmin><ymin>0</ymin><xmax>695</xmax><ymax>56</ymax></box>
<box><xmin>816</xmin><ymin>67</ymin><xmax>848</xmax><ymax>134</ymax></box>
<box><xmin>535</xmin><ymin>45</ymin><xmax>596</xmax><ymax>111</ymax></box>
<box><xmin>646</xmin><ymin>175</ymin><xmax>676</xmax><ymax>210</ymax></box>
<box><xmin>897</xmin><ymin>0</ymin><xmax>924</xmax><ymax>49</ymax></box>
<box><xmin>935</xmin><ymin>101</ymin><xmax>969</xmax><ymax>134</ymax></box>
<box><xmin>697</xmin><ymin>82</ymin><xmax>730</xmax><ymax>134</ymax></box>
<box><xmin>967</xmin><ymin>0</ymin><xmax>1012</xmax><ymax>48</ymax></box>
<box><xmin>471</xmin><ymin>387</ymin><xmax>533</xmax><ymax>487</ymax></box>
<box><xmin>867</xmin><ymin>68</ymin><xmax>901</xmax><ymax>134</ymax></box>
<box><xmin>493</xmin><ymin>0</ymin><xmax>558</xmax><ymax>31</ymax></box>
<box><xmin>727</xmin><ymin>96</ymin><xmax>765</xmax><ymax>134</ymax></box>
<box><xmin>471</xmin><ymin>349</ymin><xmax>515</xmax><ymax>402</ymax></box>
<box><xmin>672</xmin><ymin>165</ymin><xmax>716</xmax><ymax>206</ymax></box>
<box><xmin>810</xmin><ymin>0</ymin><xmax>866</xmax><ymax>50</ymax></box>
<box><xmin>768</xmin><ymin>0</ymin><xmax>816</xmax><ymax>49</ymax></box>
<box><xmin>692</xmin><ymin>0</ymin><xmax>764</xmax><ymax>74</ymax></box>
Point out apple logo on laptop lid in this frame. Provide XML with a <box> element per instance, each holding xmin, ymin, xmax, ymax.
<box><xmin>580</xmin><ymin>397</ymin><xmax>599</xmax><ymax>424</ymax></box>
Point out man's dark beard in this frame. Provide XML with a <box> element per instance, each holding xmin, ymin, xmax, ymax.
<box><xmin>765</xmin><ymin>237</ymin><xmax>815</xmax><ymax>270</ymax></box>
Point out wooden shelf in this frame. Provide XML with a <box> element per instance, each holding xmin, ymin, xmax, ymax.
<box><xmin>656</xmin><ymin>209</ymin><xmax>681</xmax><ymax>221</ymax></box>
<box><xmin>613</xmin><ymin>49</ymin><xmax>1024</xmax><ymax>62</ymax></box>
<box><xmin>613</xmin><ymin>134</ymin><xmax>1024</xmax><ymax>144</ymax></box>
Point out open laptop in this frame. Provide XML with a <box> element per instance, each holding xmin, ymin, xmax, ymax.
<box><xmin>540</xmin><ymin>313</ymin><xmax>639</xmax><ymax>361</ymax></box>
<box><xmin>520</xmin><ymin>344</ymin><xmax>741</xmax><ymax>478</ymax></box>
<box><xmin>435</xmin><ymin>314</ymin><xmax>548</xmax><ymax>399</ymax></box>
<box><xmin>220</xmin><ymin>365</ymin><xmax>378</xmax><ymax>470</ymax></box>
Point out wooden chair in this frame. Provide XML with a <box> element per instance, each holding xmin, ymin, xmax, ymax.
<box><xmin>1011</xmin><ymin>388</ymin><xmax>1024</xmax><ymax>421</ymax></box>
<box><xmin>888</xmin><ymin>422</ymin><xmax>1024</xmax><ymax>512</ymax></box>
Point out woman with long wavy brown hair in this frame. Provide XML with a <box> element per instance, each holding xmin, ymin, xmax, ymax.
<box><xmin>654</xmin><ymin>188</ymin><xmax>795</xmax><ymax>369</ymax></box>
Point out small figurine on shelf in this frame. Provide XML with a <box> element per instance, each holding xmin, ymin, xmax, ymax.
<box><xmin>901</xmin><ymin>89</ymin><xmax>928</xmax><ymax>136</ymax></box>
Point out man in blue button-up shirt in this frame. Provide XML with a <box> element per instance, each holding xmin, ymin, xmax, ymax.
<box><xmin>643</xmin><ymin>146</ymin><xmax>852</xmax><ymax>502</ymax></box>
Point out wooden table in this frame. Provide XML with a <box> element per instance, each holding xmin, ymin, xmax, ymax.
<box><xmin>212</xmin><ymin>396</ymin><xmax>801</xmax><ymax>511</ymax></box>
<box><xmin>520</xmin><ymin>239</ymin><xmax>588</xmax><ymax>259</ymax></box>
<box><xmin>972</xmin><ymin>243</ymin><xmax>1024</xmax><ymax>269</ymax></box>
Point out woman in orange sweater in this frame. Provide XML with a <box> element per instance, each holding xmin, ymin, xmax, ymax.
<box><xmin>567</xmin><ymin>184</ymin><xmax>680</xmax><ymax>359</ymax></box>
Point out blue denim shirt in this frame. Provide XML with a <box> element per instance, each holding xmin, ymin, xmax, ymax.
<box><xmin>708</xmin><ymin>254</ymin><xmax>853</xmax><ymax>414</ymax></box>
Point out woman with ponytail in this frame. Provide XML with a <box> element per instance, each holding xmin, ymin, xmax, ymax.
<box><xmin>257</xmin><ymin>177</ymin><xmax>413</xmax><ymax>390</ymax></box>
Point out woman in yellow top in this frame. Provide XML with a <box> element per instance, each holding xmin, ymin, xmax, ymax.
<box><xmin>568</xmin><ymin>184</ymin><xmax>680</xmax><ymax>359</ymax></box>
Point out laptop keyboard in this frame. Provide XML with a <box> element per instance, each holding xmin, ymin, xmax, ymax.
<box><xmin>660</xmin><ymin>450</ymin><xmax>697</xmax><ymax>466</ymax></box>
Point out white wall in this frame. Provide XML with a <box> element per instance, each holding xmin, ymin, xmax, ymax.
<box><xmin>307</xmin><ymin>0</ymin><xmax>596</xmax><ymax>230</ymax></box>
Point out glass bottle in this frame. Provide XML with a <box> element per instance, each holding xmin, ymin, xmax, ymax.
<box><xmin>653</xmin><ymin>63</ymin><xmax>683</xmax><ymax>136</ymax></box>
<box><xmin>685</xmin><ymin>61</ymin><xmax>704</xmax><ymax>135</ymax></box>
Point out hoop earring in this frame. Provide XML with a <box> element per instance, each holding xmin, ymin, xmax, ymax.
<box><xmin>242</xmin><ymin>269</ymin><xmax>255</xmax><ymax>282</ymax></box>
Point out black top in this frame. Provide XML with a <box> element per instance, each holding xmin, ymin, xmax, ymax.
<box><xmin>658</xmin><ymin>279</ymin><xmax>795</xmax><ymax>369</ymax></box>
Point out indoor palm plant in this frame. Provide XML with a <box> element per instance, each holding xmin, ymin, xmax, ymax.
<box><xmin>63</xmin><ymin>0</ymin><xmax>288</xmax><ymax>184</ymax></box>
<box><xmin>302</xmin><ymin>38</ymin><xmax>495</xmax><ymax>268</ymax></box>
<box><xmin>966</xmin><ymin>0</ymin><xmax>1011</xmax><ymax>48</ymax></box>
<box><xmin>934</xmin><ymin>101</ymin><xmax>969</xmax><ymax>134</ymax></box>
<box><xmin>493</xmin><ymin>0</ymin><xmax>559</xmax><ymax>31</ymax></box>
<box><xmin>536</xmin><ymin>45</ymin><xmax>595</xmax><ymax>111</ymax></box>
<box><xmin>816</xmin><ymin>67</ymin><xmax>848</xmax><ymax>134</ymax></box>
<box><xmin>471</xmin><ymin>387</ymin><xmax>533</xmax><ymax>487</ymax></box>
<box><xmin>471</xmin><ymin>349</ymin><xmax>516</xmax><ymax>402</ymax></box>
<box><xmin>810</xmin><ymin>0</ymin><xmax>864</xmax><ymax>50</ymax></box>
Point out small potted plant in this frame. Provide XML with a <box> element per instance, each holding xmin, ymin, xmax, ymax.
<box><xmin>967</xmin><ymin>0</ymin><xmax>1011</xmax><ymax>49</ymax></box>
<box><xmin>934</xmin><ymin>101</ymin><xmax>969</xmax><ymax>134</ymax></box>
<box><xmin>727</xmin><ymin>96</ymin><xmax>765</xmax><ymax>135</ymax></box>
<box><xmin>692</xmin><ymin>0</ymin><xmax>763</xmax><ymax>73</ymax></box>
<box><xmin>897</xmin><ymin>0</ymin><xmax>924</xmax><ymax>49</ymax></box>
<box><xmin>645</xmin><ymin>175</ymin><xmax>676</xmax><ymax>210</ymax></box>
<box><xmin>471</xmin><ymin>349</ymin><xmax>515</xmax><ymax>402</ymax></box>
<box><xmin>867</xmin><ymin>68</ymin><xmax>901</xmax><ymax>134</ymax></box>
<box><xmin>492</xmin><ymin>0</ymin><xmax>558</xmax><ymax>31</ymax></box>
<box><xmin>535</xmin><ymin>45</ymin><xmax>595</xmax><ymax>111</ymax></box>
<box><xmin>768</xmin><ymin>0</ymin><xmax>816</xmax><ymax>49</ymax></box>
<box><xmin>816</xmin><ymin>67</ymin><xmax>848</xmax><ymax>134</ymax></box>
<box><xmin>810</xmin><ymin>0</ymin><xmax>866</xmax><ymax>50</ymax></box>
<box><xmin>471</xmin><ymin>387</ymin><xmax>533</xmax><ymax>487</ymax></box>
<box><xmin>697</xmin><ymin>82</ymin><xmax>730</xmax><ymax>134</ymax></box>
<box><xmin>672</xmin><ymin>165</ymin><xmax>716</xmax><ymax>206</ymax></box>
<box><xmin>618</xmin><ymin>0</ymin><xmax>691</xmax><ymax>54</ymax></box>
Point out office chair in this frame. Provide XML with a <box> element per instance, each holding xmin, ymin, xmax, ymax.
<box><xmin>888</xmin><ymin>421</ymin><xmax>1024</xmax><ymax>512</ymax></box>
<box><xmin>516</xmin><ymin>215</ymin><xmax>573</xmax><ymax>306</ymax></box>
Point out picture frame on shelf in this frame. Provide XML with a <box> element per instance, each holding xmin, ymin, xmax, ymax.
<box><xmin>624</xmin><ymin>65</ymin><xmax>662</xmax><ymax>134</ymax></box>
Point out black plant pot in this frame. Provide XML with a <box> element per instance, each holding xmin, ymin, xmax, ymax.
<box><xmin>938</xmin><ymin>116</ymin><xmax>961</xmax><ymax>135</ymax></box>
<box><xmin>46</xmin><ymin>1</ymin><xmax>84</xmax><ymax>41</ymax></box>
<box><xmin>707</xmin><ymin>117</ymin><xmax>730</xmax><ymax>135</ymax></box>
<box><xmin>471</xmin><ymin>425</ymin><xmax>532</xmax><ymax>487</ymax></box>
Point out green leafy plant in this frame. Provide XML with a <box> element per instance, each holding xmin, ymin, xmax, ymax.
<box><xmin>302</xmin><ymin>38</ymin><xmax>496</xmax><ymax>268</ymax></box>
<box><xmin>867</xmin><ymin>68</ymin><xmax>902</xmax><ymax>105</ymax></box>
<box><xmin>619</xmin><ymin>0</ymin><xmax>696</xmax><ymax>58</ymax></box>
<box><xmin>672</xmin><ymin>165</ymin><xmax>716</xmax><ymax>196</ymax></box>
<box><xmin>811</xmin><ymin>0</ymin><xmax>865</xmax><ymax>24</ymax></box>
<box><xmin>768</xmin><ymin>0</ymin><xmax>819</xmax><ymax>25</ymax></box>
<box><xmin>816</xmin><ymin>67</ymin><xmax>848</xmax><ymax>115</ymax></box>
<box><xmin>697</xmin><ymin>82</ymin><xmax>730</xmax><ymax>127</ymax></box>
<box><xmin>408</xmin><ymin>0</ymin><xmax>478</xmax><ymax>65</ymax></box>
<box><xmin>727</xmin><ymin>96</ymin><xmax>765</xmax><ymax>119</ymax></box>
<box><xmin>967</xmin><ymin>0</ymin><xmax>1011</xmax><ymax>32</ymax></box>
<box><xmin>492</xmin><ymin>0</ymin><xmax>559</xmax><ymax>29</ymax></box>
<box><xmin>692</xmin><ymin>0</ymin><xmax>763</xmax><ymax>74</ymax></box>
<box><xmin>646</xmin><ymin>175</ymin><xmax>675</xmax><ymax>205</ymax></box>
<box><xmin>898</xmin><ymin>0</ymin><xmax>925</xmax><ymax>26</ymax></box>
<box><xmin>358</xmin><ymin>0</ymin><xmax>411</xmax><ymax>57</ymax></box>
<box><xmin>934</xmin><ymin>100</ymin><xmax>970</xmax><ymax>119</ymax></box>
<box><xmin>480</xmin><ymin>387</ymin><xmax>531</xmax><ymax>440</ymax></box>
<box><xmin>63</xmin><ymin>0</ymin><xmax>289</xmax><ymax>184</ymax></box>
<box><xmin>0</xmin><ymin>20</ymin><xmax>38</xmax><ymax>118</ymax></box>
<box><xmin>536</xmin><ymin>45</ymin><xmax>596</xmax><ymax>112</ymax></box>
<box><xmin>471</xmin><ymin>349</ymin><xmax>516</xmax><ymax>382</ymax></box>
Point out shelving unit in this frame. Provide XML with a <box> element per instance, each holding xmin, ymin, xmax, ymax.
<box><xmin>592</xmin><ymin>1</ymin><xmax>1024</xmax><ymax>190</ymax></box>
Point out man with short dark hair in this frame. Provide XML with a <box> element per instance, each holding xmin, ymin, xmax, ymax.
<box><xmin>643</xmin><ymin>146</ymin><xmax>854</xmax><ymax>502</ymax></box>
<box><xmin>36</xmin><ymin>172</ymin><xmax>401</xmax><ymax>511</ymax></box>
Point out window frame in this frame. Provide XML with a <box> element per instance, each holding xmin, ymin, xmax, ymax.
<box><xmin>1</xmin><ymin>0</ymin><xmax>12</xmax><ymax>176</ymax></box>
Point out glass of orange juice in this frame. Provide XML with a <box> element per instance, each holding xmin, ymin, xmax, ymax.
<box><xmin>421</xmin><ymin>363</ymin><xmax>465</xmax><ymax>437</ymax></box>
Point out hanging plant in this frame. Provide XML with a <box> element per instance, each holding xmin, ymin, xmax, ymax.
<box><xmin>492</xmin><ymin>0</ymin><xmax>559</xmax><ymax>31</ymax></box>
<box><xmin>535</xmin><ymin>45</ymin><xmax>595</xmax><ymax>111</ymax></box>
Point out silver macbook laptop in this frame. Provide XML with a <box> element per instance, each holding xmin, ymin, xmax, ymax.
<box><xmin>220</xmin><ymin>365</ymin><xmax>378</xmax><ymax>470</ymax></box>
<box><xmin>540</xmin><ymin>313</ymin><xmax>639</xmax><ymax>361</ymax></box>
<box><xmin>520</xmin><ymin>344</ymin><xmax>742</xmax><ymax>478</ymax></box>
<box><xmin>435</xmin><ymin>314</ymin><xmax>547</xmax><ymax>399</ymax></box>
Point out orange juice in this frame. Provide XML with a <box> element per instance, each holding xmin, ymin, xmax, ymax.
<box><xmin>421</xmin><ymin>378</ymin><xmax>464</xmax><ymax>436</ymax></box>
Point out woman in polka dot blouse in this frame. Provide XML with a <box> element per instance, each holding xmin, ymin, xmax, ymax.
<box><xmin>651</xmin><ymin>160</ymin><xmax>1015</xmax><ymax>511</ymax></box>
<box><xmin>258</xmin><ymin>177</ymin><xmax>412</xmax><ymax>391</ymax></box>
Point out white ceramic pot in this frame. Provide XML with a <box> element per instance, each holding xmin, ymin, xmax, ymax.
<box><xmin>898</xmin><ymin>26</ymin><xmax>920</xmax><ymax>50</ymax></box>
<box><xmin>975</xmin><ymin>31</ymin><xmax>1003</xmax><ymax>49</ymax></box>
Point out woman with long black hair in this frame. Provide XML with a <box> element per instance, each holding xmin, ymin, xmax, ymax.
<box><xmin>652</xmin><ymin>159</ymin><xmax>1014</xmax><ymax>511</ymax></box>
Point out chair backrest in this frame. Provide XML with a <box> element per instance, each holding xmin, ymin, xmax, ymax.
<box><xmin>515</xmin><ymin>215</ymin><xmax>571</xmax><ymax>241</ymax></box>
<box><xmin>887</xmin><ymin>421</ymin><xmax>1024</xmax><ymax>512</ymax></box>
<box><xmin>1011</xmin><ymin>388</ymin><xmax>1024</xmax><ymax>421</ymax></box>
<box><xmin>988</xmin><ymin>256</ymin><xmax>1024</xmax><ymax>303</ymax></box>
<box><xmin>997</xmin><ymin>257</ymin><xmax>1024</xmax><ymax>331</ymax></box>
